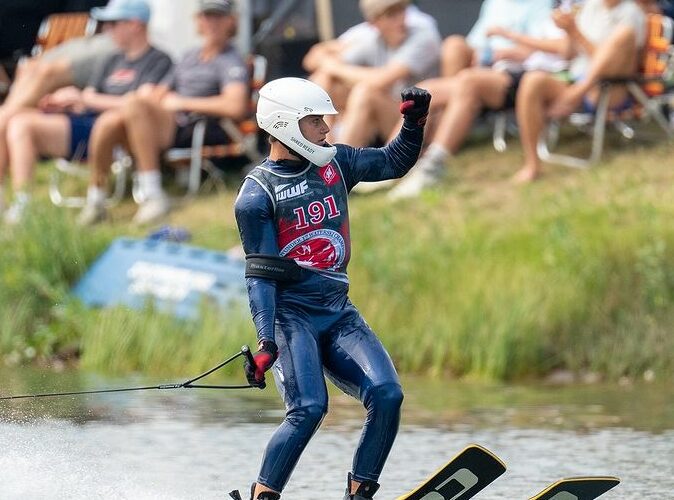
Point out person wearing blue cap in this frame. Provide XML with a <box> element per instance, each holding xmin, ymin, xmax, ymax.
<box><xmin>91</xmin><ymin>0</ymin><xmax>151</xmax><ymax>24</ymax></box>
<box><xmin>1</xmin><ymin>0</ymin><xmax>172</xmax><ymax>225</ymax></box>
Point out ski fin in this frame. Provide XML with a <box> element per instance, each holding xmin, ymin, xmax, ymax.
<box><xmin>528</xmin><ymin>476</ymin><xmax>620</xmax><ymax>500</ymax></box>
<box><xmin>396</xmin><ymin>443</ymin><xmax>507</xmax><ymax>500</ymax></box>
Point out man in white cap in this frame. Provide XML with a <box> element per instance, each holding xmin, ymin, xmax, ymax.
<box><xmin>1</xmin><ymin>0</ymin><xmax>172</xmax><ymax>224</ymax></box>
<box><xmin>304</xmin><ymin>0</ymin><xmax>440</xmax><ymax>149</ymax></box>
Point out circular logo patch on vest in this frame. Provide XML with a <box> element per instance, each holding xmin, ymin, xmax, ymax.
<box><xmin>280</xmin><ymin>229</ymin><xmax>346</xmax><ymax>271</ymax></box>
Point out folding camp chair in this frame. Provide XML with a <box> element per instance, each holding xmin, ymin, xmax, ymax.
<box><xmin>537</xmin><ymin>14</ymin><xmax>674</xmax><ymax>169</ymax></box>
<box><xmin>161</xmin><ymin>54</ymin><xmax>268</xmax><ymax>200</ymax></box>
<box><xmin>32</xmin><ymin>12</ymin><xmax>98</xmax><ymax>57</ymax></box>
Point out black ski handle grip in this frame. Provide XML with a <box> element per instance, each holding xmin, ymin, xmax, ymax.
<box><xmin>241</xmin><ymin>344</ymin><xmax>266</xmax><ymax>390</ymax></box>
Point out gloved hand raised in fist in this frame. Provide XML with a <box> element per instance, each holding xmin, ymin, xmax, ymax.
<box><xmin>245</xmin><ymin>340</ymin><xmax>278</xmax><ymax>388</ymax></box>
<box><xmin>399</xmin><ymin>86</ymin><xmax>431</xmax><ymax>126</ymax></box>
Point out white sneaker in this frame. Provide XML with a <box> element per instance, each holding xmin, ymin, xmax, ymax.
<box><xmin>351</xmin><ymin>178</ymin><xmax>397</xmax><ymax>194</ymax></box>
<box><xmin>77</xmin><ymin>202</ymin><xmax>107</xmax><ymax>226</ymax></box>
<box><xmin>132</xmin><ymin>195</ymin><xmax>170</xmax><ymax>226</ymax></box>
<box><xmin>3</xmin><ymin>201</ymin><xmax>27</xmax><ymax>225</ymax></box>
<box><xmin>388</xmin><ymin>156</ymin><xmax>446</xmax><ymax>201</ymax></box>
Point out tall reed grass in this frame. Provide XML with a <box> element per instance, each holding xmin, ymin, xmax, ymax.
<box><xmin>0</xmin><ymin>142</ymin><xmax>672</xmax><ymax>381</ymax></box>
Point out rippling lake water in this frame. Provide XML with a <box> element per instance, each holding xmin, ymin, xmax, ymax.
<box><xmin>1</xmin><ymin>368</ymin><xmax>672</xmax><ymax>499</ymax></box>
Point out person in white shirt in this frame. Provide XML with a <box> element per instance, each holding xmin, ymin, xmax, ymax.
<box><xmin>389</xmin><ymin>13</ymin><xmax>566</xmax><ymax>200</ymax></box>
<box><xmin>514</xmin><ymin>0</ymin><xmax>646</xmax><ymax>182</ymax></box>
<box><xmin>303</xmin><ymin>0</ymin><xmax>440</xmax><ymax>146</ymax></box>
<box><xmin>441</xmin><ymin>0</ymin><xmax>554</xmax><ymax>77</ymax></box>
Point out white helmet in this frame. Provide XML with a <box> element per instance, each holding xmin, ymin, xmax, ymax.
<box><xmin>256</xmin><ymin>77</ymin><xmax>338</xmax><ymax>166</ymax></box>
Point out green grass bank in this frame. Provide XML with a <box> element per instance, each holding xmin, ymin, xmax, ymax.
<box><xmin>0</xmin><ymin>139</ymin><xmax>672</xmax><ymax>382</ymax></box>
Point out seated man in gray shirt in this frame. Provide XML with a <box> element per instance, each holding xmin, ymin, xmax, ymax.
<box><xmin>1</xmin><ymin>0</ymin><xmax>172</xmax><ymax>225</ymax></box>
<box><xmin>304</xmin><ymin>0</ymin><xmax>440</xmax><ymax>149</ymax></box>
<box><xmin>77</xmin><ymin>0</ymin><xmax>248</xmax><ymax>226</ymax></box>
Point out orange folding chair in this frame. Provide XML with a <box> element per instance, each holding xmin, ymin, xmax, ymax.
<box><xmin>32</xmin><ymin>12</ymin><xmax>98</xmax><ymax>57</ymax></box>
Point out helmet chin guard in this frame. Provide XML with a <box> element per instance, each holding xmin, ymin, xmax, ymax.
<box><xmin>256</xmin><ymin>77</ymin><xmax>338</xmax><ymax>166</ymax></box>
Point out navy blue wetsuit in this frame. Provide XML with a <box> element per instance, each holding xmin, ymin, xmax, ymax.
<box><xmin>234</xmin><ymin>120</ymin><xmax>424</xmax><ymax>492</ymax></box>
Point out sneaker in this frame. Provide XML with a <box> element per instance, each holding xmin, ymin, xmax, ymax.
<box><xmin>388</xmin><ymin>155</ymin><xmax>446</xmax><ymax>201</ymax></box>
<box><xmin>76</xmin><ymin>203</ymin><xmax>107</xmax><ymax>226</ymax></box>
<box><xmin>3</xmin><ymin>201</ymin><xmax>26</xmax><ymax>225</ymax></box>
<box><xmin>132</xmin><ymin>195</ymin><xmax>170</xmax><ymax>226</ymax></box>
<box><xmin>351</xmin><ymin>178</ymin><xmax>397</xmax><ymax>194</ymax></box>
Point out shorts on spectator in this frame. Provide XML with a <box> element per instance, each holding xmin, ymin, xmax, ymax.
<box><xmin>499</xmin><ymin>69</ymin><xmax>525</xmax><ymax>111</ymax></box>
<box><xmin>172</xmin><ymin>117</ymin><xmax>231</xmax><ymax>148</ymax></box>
<box><xmin>68</xmin><ymin>112</ymin><xmax>99</xmax><ymax>160</ymax></box>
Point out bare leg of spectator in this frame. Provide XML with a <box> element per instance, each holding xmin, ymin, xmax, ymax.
<box><xmin>386</xmin><ymin>77</ymin><xmax>458</xmax><ymax>145</ymax></box>
<box><xmin>548</xmin><ymin>26</ymin><xmax>638</xmax><ymax>118</ymax></box>
<box><xmin>2</xmin><ymin>59</ymin><xmax>72</xmax><ymax>113</ymax></box>
<box><xmin>121</xmin><ymin>95</ymin><xmax>176</xmax><ymax>225</ymax></box>
<box><xmin>390</xmin><ymin>68</ymin><xmax>513</xmax><ymax>199</ymax></box>
<box><xmin>76</xmin><ymin>110</ymin><xmax>129</xmax><ymax>225</ymax></box>
<box><xmin>340</xmin><ymin>83</ymin><xmax>401</xmax><ymax>193</ymax></box>
<box><xmin>515</xmin><ymin>27</ymin><xmax>640</xmax><ymax>183</ymax></box>
<box><xmin>339</xmin><ymin>83</ymin><xmax>400</xmax><ymax>148</ymax></box>
<box><xmin>0</xmin><ymin>59</ymin><xmax>73</xmax><ymax>205</ymax></box>
<box><xmin>88</xmin><ymin>110</ymin><xmax>129</xmax><ymax>189</ymax></box>
<box><xmin>4</xmin><ymin>111</ymin><xmax>69</xmax><ymax>223</ymax></box>
<box><xmin>434</xmin><ymin>69</ymin><xmax>512</xmax><ymax>154</ymax></box>
<box><xmin>441</xmin><ymin>35</ymin><xmax>475</xmax><ymax>78</ymax></box>
<box><xmin>513</xmin><ymin>71</ymin><xmax>568</xmax><ymax>183</ymax></box>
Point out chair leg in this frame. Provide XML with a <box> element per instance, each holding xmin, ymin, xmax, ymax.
<box><xmin>537</xmin><ymin>88</ymin><xmax>611</xmax><ymax>169</ymax></box>
<box><xmin>200</xmin><ymin>158</ymin><xmax>227</xmax><ymax>194</ymax></box>
<box><xmin>627</xmin><ymin>82</ymin><xmax>674</xmax><ymax>137</ymax></box>
<box><xmin>186</xmin><ymin>119</ymin><xmax>207</xmax><ymax>199</ymax></box>
<box><xmin>49</xmin><ymin>159</ymin><xmax>90</xmax><ymax>207</ymax></box>
<box><xmin>492</xmin><ymin>112</ymin><xmax>507</xmax><ymax>153</ymax></box>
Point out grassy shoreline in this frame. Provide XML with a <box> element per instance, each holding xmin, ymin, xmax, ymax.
<box><xmin>1</xmin><ymin>139</ymin><xmax>672</xmax><ymax>381</ymax></box>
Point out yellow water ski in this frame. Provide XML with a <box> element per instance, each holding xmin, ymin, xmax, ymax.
<box><xmin>528</xmin><ymin>476</ymin><xmax>620</xmax><ymax>500</ymax></box>
<box><xmin>397</xmin><ymin>444</ymin><xmax>506</xmax><ymax>500</ymax></box>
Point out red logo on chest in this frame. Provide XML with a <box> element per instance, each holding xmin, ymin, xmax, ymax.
<box><xmin>319</xmin><ymin>164</ymin><xmax>340</xmax><ymax>186</ymax></box>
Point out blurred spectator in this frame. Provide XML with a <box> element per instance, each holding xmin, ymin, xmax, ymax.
<box><xmin>1</xmin><ymin>0</ymin><xmax>172</xmax><ymax>224</ymax></box>
<box><xmin>441</xmin><ymin>0</ymin><xmax>554</xmax><ymax>77</ymax></box>
<box><xmin>304</xmin><ymin>0</ymin><xmax>440</xmax><ymax>148</ymax></box>
<box><xmin>0</xmin><ymin>31</ymin><xmax>117</xmax><ymax>210</ymax></box>
<box><xmin>514</xmin><ymin>0</ymin><xmax>646</xmax><ymax>183</ymax></box>
<box><xmin>77</xmin><ymin>0</ymin><xmax>248</xmax><ymax>226</ymax></box>
<box><xmin>0</xmin><ymin>0</ymin><xmax>107</xmax><ymax>83</ymax></box>
<box><xmin>390</xmin><ymin>12</ymin><xmax>570</xmax><ymax>200</ymax></box>
<box><xmin>303</xmin><ymin>3</ymin><xmax>437</xmax><ymax>135</ymax></box>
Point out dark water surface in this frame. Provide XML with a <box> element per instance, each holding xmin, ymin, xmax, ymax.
<box><xmin>1</xmin><ymin>368</ymin><xmax>672</xmax><ymax>499</ymax></box>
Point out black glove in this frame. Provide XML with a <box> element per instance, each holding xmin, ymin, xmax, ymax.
<box><xmin>400</xmin><ymin>86</ymin><xmax>431</xmax><ymax>126</ymax></box>
<box><xmin>244</xmin><ymin>340</ymin><xmax>278</xmax><ymax>388</ymax></box>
